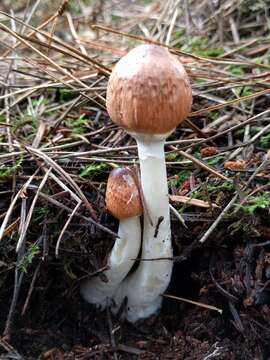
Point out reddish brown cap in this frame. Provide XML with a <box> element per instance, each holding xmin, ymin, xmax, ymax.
<box><xmin>106</xmin><ymin>167</ymin><xmax>143</xmax><ymax>219</ymax></box>
<box><xmin>106</xmin><ymin>44</ymin><xmax>192</xmax><ymax>135</ymax></box>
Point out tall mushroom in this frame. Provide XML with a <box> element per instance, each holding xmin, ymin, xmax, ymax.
<box><xmin>106</xmin><ymin>44</ymin><xmax>192</xmax><ymax>322</ymax></box>
<box><xmin>80</xmin><ymin>167</ymin><xmax>143</xmax><ymax>307</ymax></box>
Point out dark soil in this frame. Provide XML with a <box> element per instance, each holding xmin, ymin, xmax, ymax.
<box><xmin>1</xmin><ymin>207</ymin><xmax>270</xmax><ymax>359</ymax></box>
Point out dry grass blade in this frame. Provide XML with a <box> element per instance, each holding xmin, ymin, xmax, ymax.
<box><xmin>170</xmin><ymin>195</ymin><xmax>219</xmax><ymax>209</ymax></box>
<box><xmin>2</xmin><ymin>0</ymin><xmax>68</xmax><ymax>58</ymax></box>
<box><xmin>2</xmin><ymin>218</ymin><xmax>20</xmax><ymax>237</ymax></box>
<box><xmin>190</xmin><ymin>88</ymin><xmax>270</xmax><ymax>117</ymax></box>
<box><xmin>0</xmin><ymin>11</ymin><xmax>111</xmax><ymax>75</ymax></box>
<box><xmin>49</xmin><ymin>171</ymin><xmax>81</xmax><ymax>203</ymax></box>
<box><xmin>228</xmin><ymin>122</ymin><xmax>270</xmax><ymax>160</ymax></box>
<box><xmin>162</xmin><ymin>293</ymin><xmax>223</xmax><ymax>314</ymax></box>
<box><xmin>0</xmin><ymin>122</ymin><xmax>12</xmax><ymax>127</ymax></box>
<box><xmin>0</xmin><ymin>171</ymin><xmax>38</xmax><ymax>242</ymax></box>
<box><xmin>92</xmin><ymin>24</ymin><xmax>267</xmax><ymax>67</ymax></box>
<box><xmin>0</xmin><ymin>41</ymin><xmax>95</xmax><ymax>109</ymax></box>
<box><xmin>169</xmin><ymin>204</ymin><xmax>186</xmax><ymax>228</ymax></box>
<box><xmin>21</xmin><ymin>262</ymin><xmax>41</xmax><ymax>316</ymax></box>
<box><xmin>25</xmin><ymin>146</ymin><xmax>97</xmax><ymax>219</ymax></box>
<box><xmin>18</xmin><ymin>197</ymin><xmax>26</xmax><ymax>243</ymax></box>
<box><xmin>0</xmin><ymin>24</ymin><xmax>106</xmax><ymax>113</ymax></box>
<box><xmin>16</xmin><ymin>168</ymin><xmax>52</xmax><ymax>252</ymax></box>
<box><xmin>38</xmin><ymin>191</ymin><xmax>118</xmax><ymax>238</ymax></box>
<box><xmin>15</xmin><ymin>31</ymin><xmax>107</xmax><ymax>77</ymax></box>
<box><xmin>66</xmin><ymin>12</ymin><xmax>87</xmax><ymax>56</ymax></box>
<box><xmin>182</xmin><ymin>109</ymin><xmax>270</xmax><ymax>151</ymax></box>
<box><xmin>170</xmin><ymin>146</ymin><xmax>230</xmax><ymax>182</ymax></box>
<box><xmin>0</xmin><ymin>22</ymin><xmax>99</xmax><ymax>105</ymax></box>
<box><xmin>55</xmin><ymin>200</ymin><xmax>82</xmax><ymax>257</ymax></box>
<box><xmin>0</xmin><ymin>73</ymin><xmax>98</xmax><ymax>106</ymax></box>
<box><xmin>199</xmin><ymin>194</ymin><xmax>238</xmax><ymax>244</ymax></box>
<box><xmin>0</xmin><ymin>337</ymin><xmax>23</xmax><ymax>359</ymax></box>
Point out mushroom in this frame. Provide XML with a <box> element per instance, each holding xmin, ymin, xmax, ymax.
<box><xmin>80</xmin><ymin>166</ymin><xmax>143</xmax><ymax>307</ymax></box>
<box><xmin>106</xmin><ymin>44</ymin><xmax>192</xmax><ymax>322</ymax></box>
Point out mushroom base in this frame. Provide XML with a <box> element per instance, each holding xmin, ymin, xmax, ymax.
<box><xmin>112</xmin><ymin>294</ymin><xmax>163</xmax><ymax>323</ymax></box>
<box><xmin>80</xmin><ymin>216</ymin><xmax>141</xmax><ymax>308</ymax></box>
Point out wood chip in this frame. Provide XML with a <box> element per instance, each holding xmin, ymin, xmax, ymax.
<box><xmin>170</xmin><ymin>195</ymin><xmax>219</xmax><ymax>208</ymax></box>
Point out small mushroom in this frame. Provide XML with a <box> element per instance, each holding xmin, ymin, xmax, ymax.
<box><xmin>107</xmin><ymin>44</ymin><xmax>192</xmax><ymax>322</ymax></box>
<box><xmin>80</xmin><ymin>167</ymin><xmax>143</xmax><ymax>307</ymax></box>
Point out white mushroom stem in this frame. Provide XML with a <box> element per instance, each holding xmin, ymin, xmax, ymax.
<box><xmin>113</xmin><ymin>135</ymin><xmax>173</xmax><ymax>322</ymax></box>
<box><xmin>80</xmin><ymin>216</ymin><xmax>141</xmax><ymax>308</ymax></box>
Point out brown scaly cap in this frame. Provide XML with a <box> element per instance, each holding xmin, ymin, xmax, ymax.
<box><xmin>106</xmin><ymin>44</ymin><xmax>192</xmax><ymax>135</ymax></box>
<box><xmin>106</xmin><ymin>167</ymin><xmax>143</xmax><ymax>220</ymax></box>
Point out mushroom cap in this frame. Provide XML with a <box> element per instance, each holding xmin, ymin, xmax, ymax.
<box><xmin>106</xmin><ymin>167</ymin><xmax>143</xmax><ymax>219</ymax></box>
<box><xmin>106</xmin><ymin>44</ymin><xmax>192</xmax><ymax>135</ymax></box>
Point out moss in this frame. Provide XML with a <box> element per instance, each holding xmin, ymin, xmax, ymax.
<box><xmin>80</xmin><ymin>162</ymin><xmax>108</xmax><ymax>177</ymax></box>
<box><xmin>260</xmin><ymin>132</ymin><xmax>270</xmax><ymax>148</ymax></box>
<box><xmin>169</xmin><ymin>170</ymin><xmax>191</xmax><ymax>188</ymax></box>
<box><xmin>208</xmin><ymin>111</ymin><xmax>220</xmax><ymax>121</ymax></box>
<box><xmin>65</xmin><ymin>114</ymin><xmax>88</xmax><ymax>134</ymax></box>
<box><xmin>238</xmin><ymin>193</ymin><xmax>270</xmax><ymax>214</ymax></box>
<box><xmin>0</xmin><ymin>157</ymin><xmax>23</xmax><ymax>180</ymax></box>
<box><xmin>181</xmin><ymin>36</ymin><xmax>225</xmax><ymax>57</ymax></box>
<box><xmin>165</xmin><ymin>152</ymin><xmax>179</xmax><ymax>161</ymax></box>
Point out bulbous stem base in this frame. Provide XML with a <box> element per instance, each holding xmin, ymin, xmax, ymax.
<box><xmin>80</xmin><ymin>216</ymin><xmax>141</xmax><ymax>308</ymax></box>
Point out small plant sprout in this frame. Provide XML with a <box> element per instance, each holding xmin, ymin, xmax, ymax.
<box><xmin>106</xmin><ymin>45</ymin><xmax>192</xmax><ymax>322</ymax></box>
<box><xmin>80</xmin><ymin>167</ymin><xmax>143</xmax><ymax>307</ymax></box>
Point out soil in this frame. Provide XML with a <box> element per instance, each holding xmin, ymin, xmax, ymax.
<box><xmin>1</xmin><ymin>208</ymin><xmax>270</xmax><ymax>359</ymax></box>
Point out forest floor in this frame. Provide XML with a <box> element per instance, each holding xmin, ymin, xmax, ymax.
<box><xmin>0</xmin><ymin>0</ymin><xmax>270</xmax><ymax>359</ymax></box>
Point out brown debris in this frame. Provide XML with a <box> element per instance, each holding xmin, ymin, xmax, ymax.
<box><xmin>200</xmin><ymin>146</ymin><xmax>219</xmax><ymax>157</ymax></box>
<box><xmin>224</xmin><ymin>160</ymin><xmax>247</xmax><ymax>170</ymax></box>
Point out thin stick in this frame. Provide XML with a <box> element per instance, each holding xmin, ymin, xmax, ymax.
<box><xmin>199</xmin><ymin>194</ymin><xmax>238</xmax><ymax>243</ymax></box>
<box><xmin>169</xmin><ymin>204</ymin><xmax>186</xmax><ymax>228</ymax></box>
<box><xmin>16</xmin><ymin>168</ymin><xmax>52</xmax><ymax>252</ymax></box>
<box><xmin>0</xmin><ymin>171</ymin><xmax>38</xmax><ymax>242</ymax></box>
<box><xmin>162</xmin><ymin>293</ymin><xmax>223</xmax><ymax>314</ymax></box>
<box><xmin>2</xmin><ymin>0</ymin><xmax>69</xmax><ymax>57</ymax></box>
<box><xmin>55</xmin><ymin>200</ymin><xmax>82</xmax><ymax>257</ymax></box>
<box><xmin>21</xmin><ymin>263</ymin><xmax>41</xmax><ymax>316</ymax></box>
<box><xmin>25</xmin><ymin>146</ymin><xmax>97</xmax><ymax>219</ymax></box>
<box><xmin>3</xmin><ymin>266</ymin><xmax>24</xmax><ymax>340</ymax></box>
<box><xmin>38</xmin><ymin>191</ymin><xmax>118</xmax><ymax>238</ymax></box>
<box><xmin>170</xmin><ymin>146</ymin><xmax>230</xmax><ymax>182</ymax></box>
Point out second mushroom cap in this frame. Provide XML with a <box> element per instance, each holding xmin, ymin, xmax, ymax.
<box><xmin>106</xmin><ymin>167</ymin><xmax>143</xmax><ymax>220</ymax></box>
